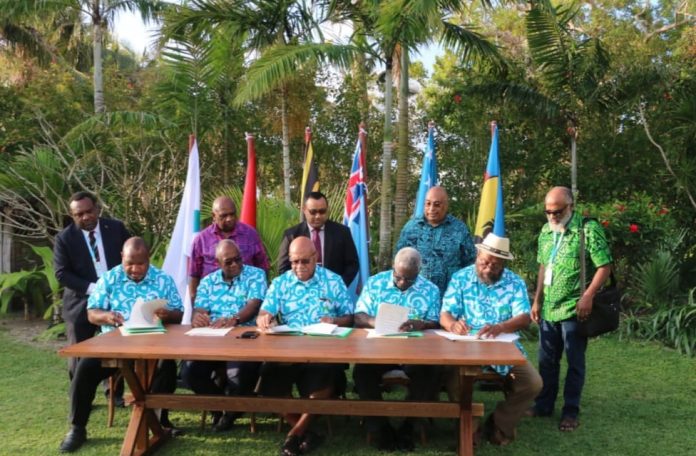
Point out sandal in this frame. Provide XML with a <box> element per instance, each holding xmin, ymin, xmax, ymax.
<box><xmin>559</xmin><ymin>416</ymin><xmax>580</xmax><ymax>432</ymax></box>
<box><xmin>280</xmin><ymin>434</ymin><xmax>302</xmax><ymax>456</ymax></box>
<box><xmin>298</xmin><ymin>430</ymin><xmax>325</xmax><ymax>454</ymax></box>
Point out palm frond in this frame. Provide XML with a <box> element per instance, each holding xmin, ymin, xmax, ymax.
<box><xmin>233</xmin><ymin>43</ymin><xmax>361</xmax><ymax>105</ymax></box>
<box><xmin>440</xmin><ymin>21</ymin><xmax>506</xmax><ymax>70</ymax></box>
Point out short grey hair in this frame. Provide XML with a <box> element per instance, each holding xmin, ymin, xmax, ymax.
<box><xmin>215</xmin><ymin>239</ymin><xmax>240</xmax><ymax>258</ymax></box>
<box><xmin>393</xmin><ymin>247</ymin><xmax>421</xmax><ymax>272</ymax></box>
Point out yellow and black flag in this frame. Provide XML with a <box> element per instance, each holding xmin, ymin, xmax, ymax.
<box><xmin>474</xmin><ymin>121</ymin><xmax>505</xmax><ymax>242</ymax></box>
<box><xmin>300</xmin><ymin>126</ymin><xmax>319</xmax><ymax>208</ymax></box>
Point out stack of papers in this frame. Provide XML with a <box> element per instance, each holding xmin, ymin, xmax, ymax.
<box><xmin>185</xmin><ymin>327</ymin><xmax>233</xmax><ymax>337</ymax></box>
<box><xmin>365</xmin><ymin>302</ymin><xmax>422</xmax><ymax>337</ymax></box>
<box><xmin>433</xmin><ymin>330</ymin><xmax>520</xmax><ymax>343</ymax></box>
<box><xmin>264</xmin><ymin>323</ymin><xmax>353</xmax><ymax>338</ymax></box>
<box><xmin>365</xmin><ymin>328</ymin><xmax>423</xmax><ymax>339</ymax></box>
<box><xmin>118</xmin><ymin>298</ymin><xmax>168</xmax><ymax>336</ymax></box>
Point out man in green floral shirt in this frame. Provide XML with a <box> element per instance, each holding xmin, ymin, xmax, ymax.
<box><xmin>530</xmin><ymin>187</ymin><xmax>612</xmax><ymax>432</ymax></box>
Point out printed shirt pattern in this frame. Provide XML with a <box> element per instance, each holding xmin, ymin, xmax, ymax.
<box><xmin>395</xmin><ymin>214</ymin><xmax>476</xmax><ymax>296</ymax></box>
<box><xmin>87</xmin><ymin>265</ymin><xmax>183</xmax><ymax>333</ymax></box>
<box><xmin>195</xmin><ymin>265</ymin><xmax>267</xmax><ymax>325</ymax></box>
<box><xmin>537</xmin><ymin>212</ymin><xmax>612</xmax><ymax>322</ymax></box>
<box><xmin>355</xmin><ymin>270</ymin><xmax>441</xmax><ymax>322</ymax></box>
<box><xmin>261</xmin><ymin>265</ymin><xmax>353</xmax><ymax>327</ymax></box>
<box><xmin>188</xmin><ymin>222</ymin><xmax>270</xmax><ymax>278</ymax></box>
<box><xmin>442</xmin><ymin>265</ymin><xmax>530</xmax><ymax>376</ymax></box>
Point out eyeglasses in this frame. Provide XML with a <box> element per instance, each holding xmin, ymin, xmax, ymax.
<box><xmin>307</xmin><ymin>208</ymin><xmax>327</xmax><ymax>216</ymax></box>
<box><xmin>222</xmin><ymin>256</ymin><xmax>243</xmax><ymax>266</ymax></box>
<box><xmin>393</xmin><ymin>274</ymin><xmax>417</xmax><ymax>285</ymax></box>
<box><xmin>544</xmin><ymin>206</ymin><xmax>567</xmax><ymax>216</ymax></box>
<box><xmin>290</xmin><ymin>258</ymin><xmax>313</xmax><ymax>265</ymax></box>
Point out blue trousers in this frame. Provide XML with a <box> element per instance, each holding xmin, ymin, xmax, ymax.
<box><xmin>534</xmin><ymin>318</ymin><xmax>587</xmax><ymax>419</ymax></box>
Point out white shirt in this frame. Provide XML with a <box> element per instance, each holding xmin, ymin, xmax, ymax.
<box><xmin>81</xmin><ymin>221</ymin><xmax>107</xmax><ymax>293</ymax></box>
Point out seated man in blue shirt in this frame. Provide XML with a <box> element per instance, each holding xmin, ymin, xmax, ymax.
<box><xmin>440</xmin><ymin>233</ymin><xmax>542</xmax><ymax>447</ymax></box>
<box><xmin>181</xmin><ymin>239</ymin><xmax>267</xmax><ymax>432</ymax></box>
<box><xmin>256</xmin><ymin>237</ymin><xmax>353</xmax><ymax>456</ymax></box>
<box><xmin>59</xmin><ymin>237</ymin><xmax>183</xmax><ymax>453</ymax></box>
<box><xmin>353</xmin><ymin>247</ymin><xmax>442</xmax><ymax>452</ymax></box>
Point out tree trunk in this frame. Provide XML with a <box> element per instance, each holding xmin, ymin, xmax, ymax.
<box><xmin>393</xmin><ymin>47</ymin><xmax>410</xmax><ymax>236</ymax></box>
<box><xmin>378</xmin><ymin>57</ymin><xmax>394</xmax><ymax>270</ymax></box>
<box><xmin>92</xmin><ymin>1</ymin><xmax>105</xmax><ymax>114</ymax></box>
<box><xmin>281</xmin><ymin>85</ymin><xmax>292</xmax><ymax>206</ymax></box>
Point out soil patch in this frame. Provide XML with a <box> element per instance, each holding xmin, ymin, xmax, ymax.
<box><xmin>0</xmin><ymin>315</ymin><xmax>68</xmax><ymax>352</ymax></box>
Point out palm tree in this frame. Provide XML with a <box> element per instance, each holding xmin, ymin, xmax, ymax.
<box><xmin>162</xmin><ymin>0</ymin><xmax>329</xmax><ymax>206</ymax></box>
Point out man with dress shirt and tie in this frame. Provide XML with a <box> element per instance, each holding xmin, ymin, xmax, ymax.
<box><xmin>277</xmin><ymin>191</ymin><xmax>359</xmax><ymax>287</ymax></box>
<box><xmin>54</xmin><ymin>192</ymin><xmax>130</xmax><ymax>380</ymax></box>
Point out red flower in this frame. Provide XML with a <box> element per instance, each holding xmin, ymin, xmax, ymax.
<box><xmin>601</xmin><ymin>220</ymin><xmax>610</xmax><ymax>227</ymax></box>
<box><xmin>629</xmin><ymin>223</ymin><xmax>639</xmax><ymax>233</ymax></box>
<box><xmin>658</xmin><ymin>207</ymin><xmax>669</xmax><ymax>215</ymax></box>
<box><xmin>453</xmin><ymin>94</ymin><xmax>462</xmax><ymax>104</ymax></box>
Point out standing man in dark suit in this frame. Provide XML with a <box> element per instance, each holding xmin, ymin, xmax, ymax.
<box><xmin>278</xmin><ymin>191</ymin><xmax>359</xmax><ymax>287</ymax></box>
<box><xmin>54</xmin><ymin>191</ymin><xmax>130</xmax><ymax>379</ymax></box>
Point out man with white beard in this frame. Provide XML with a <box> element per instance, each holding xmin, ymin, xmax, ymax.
<box><xmin>528</xmin><ymin>187</ymin><xmax>612</xmax><ymax>433</ymax></box>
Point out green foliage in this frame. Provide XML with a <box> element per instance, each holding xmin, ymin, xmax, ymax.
<box><xmin>622</xmin><ymin>288</ymin><xmax>696</xmax><ymax>356</ymax></box>
<box><xmin>630</xmin><ymin>249</ymin><xmax>681</xmax><ymax>310</ymax></box>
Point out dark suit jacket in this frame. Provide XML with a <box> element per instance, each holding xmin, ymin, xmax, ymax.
<box><xmin>54</xmin><ymin>218</ymin><xmax>130</xmax><ymax>325</ymax></box>
<box><xmin>278</xmin><ymin>220</ymin><xmax>359</xmax><ymax>286</ymax></box>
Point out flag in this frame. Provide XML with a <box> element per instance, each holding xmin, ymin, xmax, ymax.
<box><xmin>240</xmin><ymin>133</ymin><xmax>257</xmax><ymax>228</ymax></box>
<box><xmin>413</xmin><ymin>121</ymin><xmax>438</xmax><ymax>218</ymax></box>
<box><xmin>474</xmin><ymin>121</ymin><xmax>505</xmax><ymax>241</ymax></box>
<box><xmin>344</xmin><ymin>124</ymin><xmax>369</xmax><ymax>299</ymax></box>
<box><xmin>300</xmin><ymin>126</ymin><xmax>319</xmax><ymax>210</ymax></box>
<box><xmin>162</xmin><ymin>135</ymin><xmax>200</xmax><ymax>325</ymax></box>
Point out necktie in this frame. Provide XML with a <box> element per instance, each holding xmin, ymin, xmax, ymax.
<box><xmin>312</xmin><ymin>229</ymin><xmax>323</xmax><ymax>264</ymax></box>
<box><xmin>89</xmin><ymin>230</ymin><xmax>101</xmax><ymax>262</ymax></box>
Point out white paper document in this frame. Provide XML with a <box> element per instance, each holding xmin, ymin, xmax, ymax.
<box><xmin>433</xmin><ymin>330</ymin><xmax>520</xmax><ymax>343</ymax></box>
<box><xmin>374</xmin><ymin>303</ymin><xmax>409</xmax><ymax>335</ymax></box>
<box><xmin>301</xmin><ymin>322</ymin><xmax>338</xmax><ymax>335</ymax></box>
<box><xmin>264</xmin><ymin>323</ymin><xmax>352</xmax><ymax>337</ymax></box>
<box><xmin>124</xmin><ymin>298</ymin><xmax>167</xmax><ymax>329</ymax></box>
<box><xmin>185</xmin><ymin>327</ymin><xmax>233</xmax><ymax>337</ymax></box>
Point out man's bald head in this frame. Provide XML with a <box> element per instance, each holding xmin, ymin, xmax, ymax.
<box><xmin>122</xmin><ymin>237</ymin><xmax>150</xmax><ymax>282</ymax></box>
<box><xmin>288</xmin><ymin>237</ymin><xmax>317</xmax><ymax>282</ymax></box>
<box><xmin>424</xmin><ymin>186</ymin><xmax>449</xmax><ymax>226</ymax></box>
<box><xmin>212</xmin><ymin>195</ymin><xmax>238</xmax><ymax>233</ymax></box>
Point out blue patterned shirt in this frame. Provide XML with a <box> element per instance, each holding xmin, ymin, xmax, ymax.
<box><xmin>261</xmin><ymin>265</ymin><xmax>353</xmax><ymax>327</ymax></box>
<box><xmin>356</xmin><ymin>270</ymin><xmax>441</xmax><ymax>322</ymax></box>
<box><xmin>87</xmin><ymin>265</ymin><xmax>183</xmax><ymax>333</ymax></box>
<box><xmin>442</xmin><ymin>265</ymin><xmax>530</xmax><ymax>376</ymax></box>
<box><xmin>395</xmin><ymin>214</ymin><xmax>476</xmax><ymax>296</ymax></box>
<box><xmin>195</xmin><ymin>265</ymin><xmax>267</xmax><ymax>325</ymax></box>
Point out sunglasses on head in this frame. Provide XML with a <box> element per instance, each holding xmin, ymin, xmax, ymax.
<box><xmin>290</xmin><ymin>258</ymin><xmax>313</xmax><ymax>265</ymax></box>
<box><xmin>307</xmin><ymin>208</ymin><xmax>327</xmax><ymax>215</ymax></box>
<box><xmin>544</xmin><ymin>206</ymin><xmax>567</xmax><ymax>216</ymax></box>
<box><xmin>222</xmin><ymin>256</ymin><xmax>243</xmax><ymax>266</ymax></box>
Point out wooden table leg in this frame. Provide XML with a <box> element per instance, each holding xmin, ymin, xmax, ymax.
<box><xmin>119</xmin><ymin>360</ymin><xmax>169</xmax><ymax>456</ymax></box>
<box><xmin>458</xmin><ymin>367</ymin><xmax>480</xmax><ymax>456</ymax></box>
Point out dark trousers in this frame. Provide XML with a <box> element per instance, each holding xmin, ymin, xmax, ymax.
<box><xmin>353</xmin><ymin>364</ymin><xmax>443</xmax><ymax>431</ymax></box>
<box><xmin>180</xmin><ymin>360</ymin><xmax>261</xmax><ymax>397</ymax></box>
<box><xmin>64</xmin><ymin>319</ymin><xmax>99</xmax><ymax>379</ymax></box>
<box><xmin>534</xmin><ymin>318</ymin><xmax>588</xmax><ymax>419</ymax></box>
<box><xmin>69</xmin><ymin>357</ymin><xmax>177</xmax><ymax>428</ymax></box>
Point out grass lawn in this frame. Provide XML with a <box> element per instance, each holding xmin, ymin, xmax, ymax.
<box><xmin>1</xmin><ymin>325</ymin><xmax>695</xmax><ymax>456</ymax></box>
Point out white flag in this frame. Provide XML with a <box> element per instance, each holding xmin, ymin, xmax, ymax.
<box><xmin>162</xmin><ymin>139</ymin><xmax>201</xmax><ymax>325</ymax></box>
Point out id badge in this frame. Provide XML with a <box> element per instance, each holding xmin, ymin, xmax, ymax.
<box><xmin>544</xmin><ymin>265</ymin><xmax>553</xmax><ymax>286</ymax></box>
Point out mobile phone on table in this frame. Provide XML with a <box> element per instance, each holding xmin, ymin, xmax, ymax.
<box><xmin>238</xmin><ymin>330</ymin><xmax>259</xmax><ymax>339</ymax></box>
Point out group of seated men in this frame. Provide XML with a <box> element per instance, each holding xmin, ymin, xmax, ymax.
<box><xmin>59</xmin><ymin>189</ymin><xmax>541</xmax><ymax>456</ymax></box>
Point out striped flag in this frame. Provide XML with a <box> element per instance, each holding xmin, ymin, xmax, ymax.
<box><xmin>474</xmin><ymin>121</ymin><xmax>505</xmax><ymax>241</ymax></box>
<box><xmin>300</xmin><ymin>126</ymin><xmax>319</xmax><ymax>211</ymax></box>
<box><xmin>413</xmin><ymin>121</ymin><xmax>438</xmax><ymax>218</ymax></box>
<box><xmin>240</xmin><ymin>133</ymin><xmax>257</xmax><ymax>228</ymax></box>
<box><xmin>343</xmin><ymin>124</ymin><xmax>369</xmax><ymax>298</ymax></box>
<box><xmin>162</xmin><ymin>135</ymin><xmax>200</xmax><ymax>325</ymax></box>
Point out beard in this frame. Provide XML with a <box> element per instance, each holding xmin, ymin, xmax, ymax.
<box><xmin>549</xmin><ymin>211</ymin><xmax>572</xmax><ymax>232</ymax></box>
<box><xmin>477</xmin><ymin>268</ymin><xmax>503</xmax><ymax>285</ymax></box>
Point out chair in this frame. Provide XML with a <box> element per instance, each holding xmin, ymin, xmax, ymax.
<box><xmin>106</xmin><ymin>372</ymin><xmax>125</xmax><ymax>428</ymax></box>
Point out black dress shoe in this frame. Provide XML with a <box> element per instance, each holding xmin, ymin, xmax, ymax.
<box><xmin>160</xmin><ymin>420</ymin><xmax>185</xmax><ymax>437</ymax></box>
<box><xmin>212</xmin><ymin>413</ymin><xmax>237</xmax><ymax>432</ymax></box>
<box><xmin>298</xmin><ymin>430</ymin><xmax>325</xmax><ymax>454</ymax></box>
<box><xmin>280</xmin><ymin>434</ymin><xmax>302</xmax><ymax>456</ymax></box>
<box><xmin>59</xmin><ymin>427</ymin><xmax>87</xmax><ymax>453</ymax></box>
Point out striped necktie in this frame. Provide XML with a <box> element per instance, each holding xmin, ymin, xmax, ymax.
<box><xmin>89</xmin><ymin>230</ymin><xmax>101</xmax><ymax>262</ymax></box>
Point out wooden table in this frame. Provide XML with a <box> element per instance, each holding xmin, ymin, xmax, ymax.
<box><xmin>59</xmin><ymin>325</ymin><xmax>526</xmax><ymax>456</ymax></box>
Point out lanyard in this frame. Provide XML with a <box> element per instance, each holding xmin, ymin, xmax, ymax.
<box><xmin>548</xmin><ymin>231</ymin><xmax>565</xmax><ymax>266</ymax></box>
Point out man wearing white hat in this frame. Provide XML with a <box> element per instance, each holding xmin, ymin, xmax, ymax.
<box><xmin>440</xmin><ymin>233</ymin><xmax>542</xmax><ymax>446</ymax></box>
